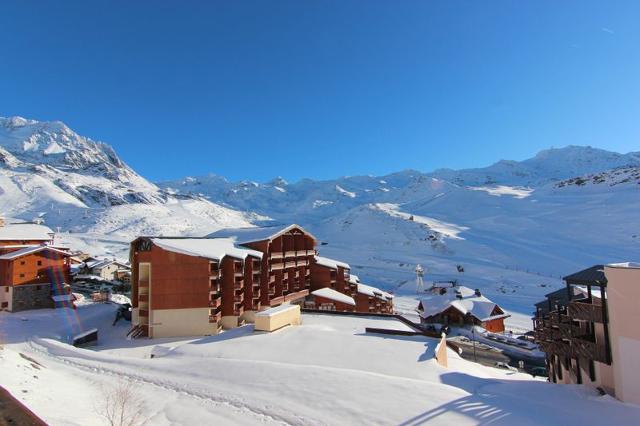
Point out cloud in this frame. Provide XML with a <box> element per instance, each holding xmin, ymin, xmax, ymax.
<box><xmin>601</xmin><ymin>27</ymin><xmax>614</xmax><ymax>34</ymax></box>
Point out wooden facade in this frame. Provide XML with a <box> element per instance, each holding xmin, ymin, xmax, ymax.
<box><xmin>533</xmin><ymin>265</ymin><xmax>612</xmax><ymax>385</ymax></box>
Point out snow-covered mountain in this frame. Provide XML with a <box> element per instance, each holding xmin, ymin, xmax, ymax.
<box><xmin>159</xmin><ymin>146</ymin><xmax>639</xmax><ymax>314</ymax></box>
<box><xmin>2</xmin><ymin>115</ymin><xmax>638</xmax><ymax>315</ymax></box>
<box><xmin>0</xmin><ymin>116</ymin><xmax>261</xmax><ymax>255</ymax></box>
<box><xmin>429</xmin><ymin>145</ymin><xmax>640</xmax><ymax>186</ymax></box>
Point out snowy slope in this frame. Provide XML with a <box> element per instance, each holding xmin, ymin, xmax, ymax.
<box><xmin>2</xmin><ymin>305</ymin><xmax>639</xmax><ymax>425</ymax></box>
<box><xmin>0</xmin><ymin>117</ymin><xmax>262</xmax><ymax>255</ymax></box>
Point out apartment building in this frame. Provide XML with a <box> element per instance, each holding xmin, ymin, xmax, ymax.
<box><xmin>533</xmin><ymin>263</ymin><xmax>640</xmax><ymax>404</ymax></box>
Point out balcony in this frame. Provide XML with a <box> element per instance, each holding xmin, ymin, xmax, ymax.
<box><xmin>270</xmin><ymin>262</ymin><xmax>284</xmax><ymax>271</ymax></box>
<box><xmin>297</xmin><ymin>259</ymin><xmax>309</xmax><ymax>267</ymax></box>
<box><xmin>138</xmin><ymin>280</ymin><xmax>149</xmax><ymax>289</ymax></box>
<box><xmin>285</xmin><ymin>261</ymin><xmax>297</xmax><ymax>269</ymax></box>
<box><xmin>234</xmin><ymin>304</ymin><xmax>244</xmax><ymax>315</ymax></box>
<box><xmin>234</xmin><ymin>293</ymin><xmax>244</xmax><ymax>303</ymax></box>
<box><xmin>253</xmin><ymin>269</ymin><xmax>261</xmax><ymax>275</ymax></box>
<box><xmin>284</xmin><ymin>250</ymin><xmax>296</xmax><ymax>258</ymax></box>
<box><xmin>252</xmin><ymin>300</ymin><xmax>261</xmax><ymax>310</ymax></box>
<box><xmin>209</xmin><ymin>297</ymin><xmax>222</xmax><ymax>309</ymax></box>
<box><xmin>138</xmin><ymin>294</ymin><xmax>148</xmax><ymax>302</ymax></box>
<box><xmin>233</xmin><ymin>280</ymin><xmax>243</xmax><ymax>290</ymax></box>
<box><xmin>270</xmin><ymin>252</ymin><xmax>284</xmax><ymax>260</ymax></box>
<box><xmin>209</xmin><ymin>270</ymin><xmax>220</xmax><ymax>279</ymax></box>
<box><xmin>568</xmin><ymin>301</ymin><xmax>603</xmax><ymax>323</ymax></box>
<box><xmin>139</xmin><ymin>309</ymin><xmax>148</xmax><ymax>317</ymax></box>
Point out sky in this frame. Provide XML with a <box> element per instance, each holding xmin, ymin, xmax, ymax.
<box><xmin>1</xmin><ymin>1</ymin><xmax>639</xmax><ymax>182</ymax></box>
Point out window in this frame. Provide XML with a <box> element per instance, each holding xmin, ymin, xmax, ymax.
<box><xmin>4</xmin><ymin>287</ymin><xmax>8</xmax><ymax>293</ymax></box>
<box><xmin>19</xmin><ymin>273</ymin><xmax>25</xmax><ymax>278</ymax></box>
<box><xmin>37</xmin><ymin>260</ymin><xmax>42</xmax><ymax>266</ymax></box>
<box><xmin>1</xmin><ymin>302</ymin><xmax>8</xmax><ymax>308</ymax></box>
<box><xmin>20</xmin><ymin>261</ymin><xmax>25</xmax><ymax>265</ymax></box>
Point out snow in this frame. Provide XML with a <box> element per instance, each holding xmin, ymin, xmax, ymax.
<box><xmin>1</xmin><ymin>305</ymin><xmax>639</xmax><ymax>425</ymax></box>
<box><xmin>335</xmin><ymin>184</ymin><xmax>356</xmax><ymax>198</ymax></box>
<box><xmin>357</xmin><ymin>283</ymin><xmax>394</xmax><ymax>300</ymax></box>
<box><xmin>419</xmin><ymin>286</ymin><xmax>506</xmax><ymax>322</ymax></box>
<box><xmin>254</xmin><ymin>303</ymin><xmax>299</xmax><ymax>317</ymax></box>
<box><xmin>208</xmin><ymin>224</ymin><xmax>316</xmax><ymax>245</ymax></box>
<box><xmin>314</xmin><ymin>255</ymin><xmax>349</xmax><ymax>270</ymax></box>
<box><xmin>372</xmin><ymin>203</ymin><xmax>469</xmax><ymax>240</ymax></box>
<box><xmin>151</xmin><ymin>238</ymin><xmax>263</xmax><ymax>261</ymax></box>
<box><xmin>0</xmin><ymin>245</ymin><xmax>70</xmax><ymax>260</ymax></box>
<box><xmin>467</xmin><ymin>185</ymin><xmax>533</xmax><ymax>199</ymax></box>
<box><xmin>0</xmin><ymin>222</ymin><xmax>53</xmax><ymax>241</ymax></box>
<box><xmin>311</xmin><ymin>287</ymin><xmax>356</xmax><ymax>306</ymax></box>
<box><xmin>607</xmin><ymin>262</ymin><xmax>640</xmax><ymax>269</ymax></box>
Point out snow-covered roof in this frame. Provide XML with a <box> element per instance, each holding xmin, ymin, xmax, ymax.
<box><xmin>418</xmin><ymin>286</ymin><xmax>507</xmax><ymax>322</ymax></box>
<box><xmin>0</xmin><ymin>223</ymin><xmax>53</xmax><ymax>241</ymax></box>
<box><xmin>85</xmin><ymin>259</ymin><xmax>130</xmax><ymax>270</ymax></box>
<box><xmin>0</xmin><ymin>245</ymin><xmax>71</xmax><ymax>260</ymax></box>
<box><xmin>348</xmin><ymin>274</ymin><xmax>360</xmax><ymax>284</ymax></box>
<box><xmin>314</xmin><ymin>255</ymin><xmax>350</xmax><ymax>270</ymax></box>
<box><xmin>575</xmin><ymin>286</ymin><xmax>603</xmax><ymax>299</ymax></box>
<box><xmin>255</xmin><ymin>303</ymin><xmax>299</xmax><ymax>317</ymax></box>
<box><xmin>151</xmin><ymin>238</ymin><xmax>263</xmax><ymax>261</ymax></box>
<box><xmin>357</xmin><ymin>283</ymin><xmax>394</xmax><ymax>301</ymax></box>
<box><xmin>207</xmin><ymin>224</ymin><xmax>316</xmax><ymax>245</ymax></box>
<box><xmin>607</xmin><ymin>262</ymin><xmax>640</xmax><ymax>269</ymax></box>
<box><xmin>312</xmin><ymin>288</ymin><xmax>356</xmax><ymax>306</ymax></box>
<box><xmin>52</xmin><ymin>294</ymin><xmax>76</xmax><ymax>302</ymax></box>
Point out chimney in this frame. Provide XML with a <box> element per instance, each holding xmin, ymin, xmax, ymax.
<box><xmin>475</xmin><ymin>288</ymin><xmax>482</xmax><ymax>297</ymax></box>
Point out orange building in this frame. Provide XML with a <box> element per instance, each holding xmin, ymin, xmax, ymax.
<box><xmin>0</xmin><ymin>245</ymin><xmax>72</xmax><ymax>312</ymax></box>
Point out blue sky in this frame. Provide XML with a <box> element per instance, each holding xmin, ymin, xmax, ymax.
<box><xmin>1</xmin><ymin>1</ymin><xmax>639</xmax><ymax>182</ymax></box>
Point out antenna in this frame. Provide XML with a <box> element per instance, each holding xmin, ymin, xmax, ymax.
<box><xmin>415</xmin><ymin>264</ymin><xmax>425</xmax><ymax>294</ymax></box>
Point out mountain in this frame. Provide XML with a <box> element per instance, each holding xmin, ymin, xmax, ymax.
<box><xmin>0</xmin><ymin>116</ymin><xmax>261</xmax><ymax>255</ymax></box>
<box><xmin>429</xmin><ymin>146</ymin><xmax>640</xmax><ymax>186</ymax></box>
<box><xmin>2</xmin><ymin>115</ymin><xmax>638</xmax><ymax>316</ymax></box>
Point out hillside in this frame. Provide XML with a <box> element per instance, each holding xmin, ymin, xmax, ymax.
<box><xmin>0</xmin><ymin>116</ymin><xmax>262</xmax><ymax>256</ymax></box>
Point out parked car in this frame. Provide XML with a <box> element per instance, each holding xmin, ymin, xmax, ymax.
<box><xmin>494</xmin><ymin>362</ymin><xmax>518</xmax><ymax>372</ymax></box>
<box><xmin>529</xmin><ymin>366</ymin><xmax>548</xmax><ymax>377</ymax></box>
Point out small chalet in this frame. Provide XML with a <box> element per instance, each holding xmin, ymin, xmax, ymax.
<box><xmin>80</xmin><ymin>258</ymin><xmax>131</xmax><ymax>281</ymax></box>
<box><xmin>417</xmin><ymin>285</ymin><xmax>509</xmax><ymax>333</ymax></box>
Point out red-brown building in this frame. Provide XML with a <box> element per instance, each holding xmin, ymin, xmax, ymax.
<box><xmin>209</xmin><ymin>224</ymin><xmax>317</xmax><ymax>310</ymax></box>
<box><xmin>310</xmin><ymin>257</ymin><xmax>394</xmax><ymax>314</ymax></box>
<box><xmin>129</xmin><ymin>237</ymin><xmax>263</xmax><ymax>338</ymax></box>
<box><xmin>0</xmin><ymin>244</ymin><xmax>72</xmax><ymax>312</ymax></box>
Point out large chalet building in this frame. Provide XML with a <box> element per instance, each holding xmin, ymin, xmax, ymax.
<box><xmin>534</xmin><ymin>263</ymin><xmax>640</xmax><ymax>404</ymax></box>
<box><xmin>130</xmin><ymin>224</ymin><xmax>395</xmax><ymax>338</ymax></box>
<box><xmin>0</xmin><ymin>221</ymin><xmax>73</xmax><ymax>312</ymax></box>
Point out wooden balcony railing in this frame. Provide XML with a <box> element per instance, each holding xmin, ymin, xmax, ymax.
<box><xmin>568</xmin><ymin>301</ymin><xmax>604</xmax><ymax>323</ymax></box>
<box><xmin>209</xmin><ymin>311</ymin><xmax>222</xmax><ymax>323</ymax></box>
<box><xmin>270</xmin><ymin>252</ymin><xmax>284</xmax><ymax>259</ymax></box>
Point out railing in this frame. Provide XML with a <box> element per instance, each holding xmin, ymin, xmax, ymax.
<box><xmin>284</xmin><ymin>250</ymin><xmax>296</xmax><ymax>258</ymax></box>
<box><xmin>210</xmin><ymin>270</ymin><xmax>220</xmax><ymax>279</ymax></box>
<box><xmin>234</xmin><ymin>294</ymin><xmax>244</xmax><ymax>303</ymax></box>
<box><xmin>270</xmin><ymin>252</ymin><xmax>284</xmax><ymax>259</ymax></box>
<box><xmin>209</xmin><ymin>312</ymin><xmax>221</xmax><ymax>323</ymax></box>
<box><xmin>270</xmin><ymin>263</ymin><xmax>284</xmax><ymax>271</ymax></box>
<box><xmin>209</xmin><ymin>298</ymin><xmax>221</xmax><ymax>308</ymax></box>
<box><xmin>233</xmin><ymin>280</ymin><xmax>243</xmax><ymax>290</ymax></box>
<box><xmin>138</xmin><ymin>294</ymin><xmax>148</xmax><ymax>302</ymax></box>
<box><xmin>568</xmin><ymin>301</ymin><xmax>604</xmax><ymax>323</ymax></box>
<box><xmin>139</xmin><ymin>309</ymin><xmax>148</xmax><ymax>317</ymax></box>
<box><xmin>138</xmin><ymin>280</ymin><xmax>149</xmax><ymax>288</ymax></box>
<box><xmin>285</xmin><ymin>261</ymin><xmax>297</xmax><ymax>269</ymax></box>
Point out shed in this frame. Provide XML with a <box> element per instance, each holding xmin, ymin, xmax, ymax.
<box><xmin>254</xmin><ymin>303</ymin><xmax>301</xmax><ymax>332</ymax></box>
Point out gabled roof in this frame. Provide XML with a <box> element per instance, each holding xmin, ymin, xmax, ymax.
<box><xmin>207</xmin><ymin>224</ymin><xmax>316</xmax><ymax>245</ymax></box>
<box><xmin>312</xmin><ymin>287</ymin><xmax>356</xmax><ymax>306</ymax></box>
<box><xmin>0</xmin><ymin>245</ymin><xmax>71</xmax><ymax>260</ymax></box>
<box><xmin>418</xmin><ymin>286</ymin><xmax>507</xmax><ymax>322</ymax></box>
<box><xmin>357</xmin><ymin>283</ymin><xmax>393</xmax><ymax>301</ymax></box>
<box><xmin>85</xmin><ymin>259</ymin><xmax>130</xmax><ymax>270</ymax></box>
<box><xmin>563</xmin><ymin>265</ymin><xmax>607</xmax><ymax>286</ymax></box>
<box><xmin>314</xmin><ymin>255</ymin><xmax>350</xmax><ymax>270</ymax></box>
<box><xmin>0</xmin><ymin>223</ymin><xmax>53</xmax><ymax>241</ymax></box>
<box><xmin>151</xmin><ymin>238</ymin><xmax>263</xmax><ymax>261</ymax></box>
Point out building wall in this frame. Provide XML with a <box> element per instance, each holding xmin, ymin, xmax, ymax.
<box><xmin>150</xmin><ymin>308</ymin><xmax>219</xmax><ymax>338</ymax></box>
<box><xmin>311</xmin><ymin>295</ymin><xmax>355</xmax><ymax>312</ymax></box>
<box><xmin>254</xmin><ymin>304</ymin><xmax>301</xmax><ymax>332</ymax></box>
<box><xmin>354</xmin><ymin>292</ymin><xmax>393</xmax><ymax>314</ymax></box>
<box><xmin>95</xmin><ymin>263</ymin><xmax>119</xmax><ymax>280</ymax></box>
<box><xmin>0</xmin><ymin>252</ymin><xmax>70</xmax><ymax>287</ymax></box>
<box><xmin>605</xmin><ymin>264</ymin><xmax>640</xmax><ymax>405</ymax></box>
<box><xmin>9</xmin><ymin>283</ymin><xmax>54</xmax><ymax>312</ymax></box>
<box><xmin>483</xmin><ymin>318</ymin><xmax>505</xmax><ymax>333</ymax></box>
<box><xmin>0</xmin><ymin>285</ymin><xmax>11</xmax><ymax>311</ymax></box>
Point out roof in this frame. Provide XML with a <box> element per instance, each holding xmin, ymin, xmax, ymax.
<box><xmin>563</xmin><ymin>265</ymin><xmax>607</xmax><ymax>286</ymax></box>
<box><xmin>312</xmin><ymin>287</ymin><xmax>356</xmax><ymax>306</ymax></box>
<box><xmin>314</xmin><ymin>255</ymin><xmax>350</xmax><ymax>270</ymax></box>
<box><xmin>418</xmin><ymin>286</ymin><xmax>506</xmax><ymax>322</ymax></box>
<box><xmin>0</xmin><ymin>245</ymin><xmax>71</xmax><ymax>260</ymax></box>
<box><xmin>151</xmin><ymin>238</ymin><xmax>263</xmax><ymax>261</ymax></box>
<box><xmin>207</xmin><ymin>224</ymin><xmax>316</xmax><ymax>244</ymax></box>
<box><xmin>255</xmin><ymin>303</ymin><xmax>299</xmax><ymax>317</ymax></box>
<box><xmin>357</xmin><ymin>283</ymin><xmax>394</xmax><ymax>301</ymax></box>
<box><xmin>607</xmin><ymin>262</ymin><xmax>640</xmax><ymax>269</ymax></box>
<box><xmin>348</xmin><ymin>274</ymin><xmax>360</xmax><ymax>284</ymax></box>
<box><xmin>0</xmin><ymin>223</ymin><xmax>53</xmax><ymax>241</ymax></box>
<box><xmin>85</xmin><ymin>259</ymin><xmax>130</xmax><ymax>270</ymax></box>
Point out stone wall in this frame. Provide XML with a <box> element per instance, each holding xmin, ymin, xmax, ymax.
<box><xmin>11</xmin><ymin>284</ymin><xmax>53</xmax><ymax>312</ymax></box>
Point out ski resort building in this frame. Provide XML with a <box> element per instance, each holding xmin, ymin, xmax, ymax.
<box><xmin>79</xmin><ymin>258</ymin><xmax>130</xmax><ymax>282</ymax></box>
<box><xmin>533</xmin><ymin>263</ymin><xmax>640</xmax><ymax>404</ymax></box>
<box><xmin>309</xmin><ymin>258</ymin><xmax>394</xmax><ymax>314</ymax></box>
<box><xmin>417</xmin><ymin>285</ymin><xmax>509</xmax><ymax>333</ymax></box>
<box><xmin>0</xmin><ymin>221</ymin><xmax>73</xmax><ymax>312</ymax></box>
<box><xmin>129</xmin><ymin>237</ymin><xmax>263</xmax><ymax>337</ymax></box>
<box><xmin>208</xmin><ymin>224</ymin><xmax>317</xmax><ymax>311</ymax></box>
